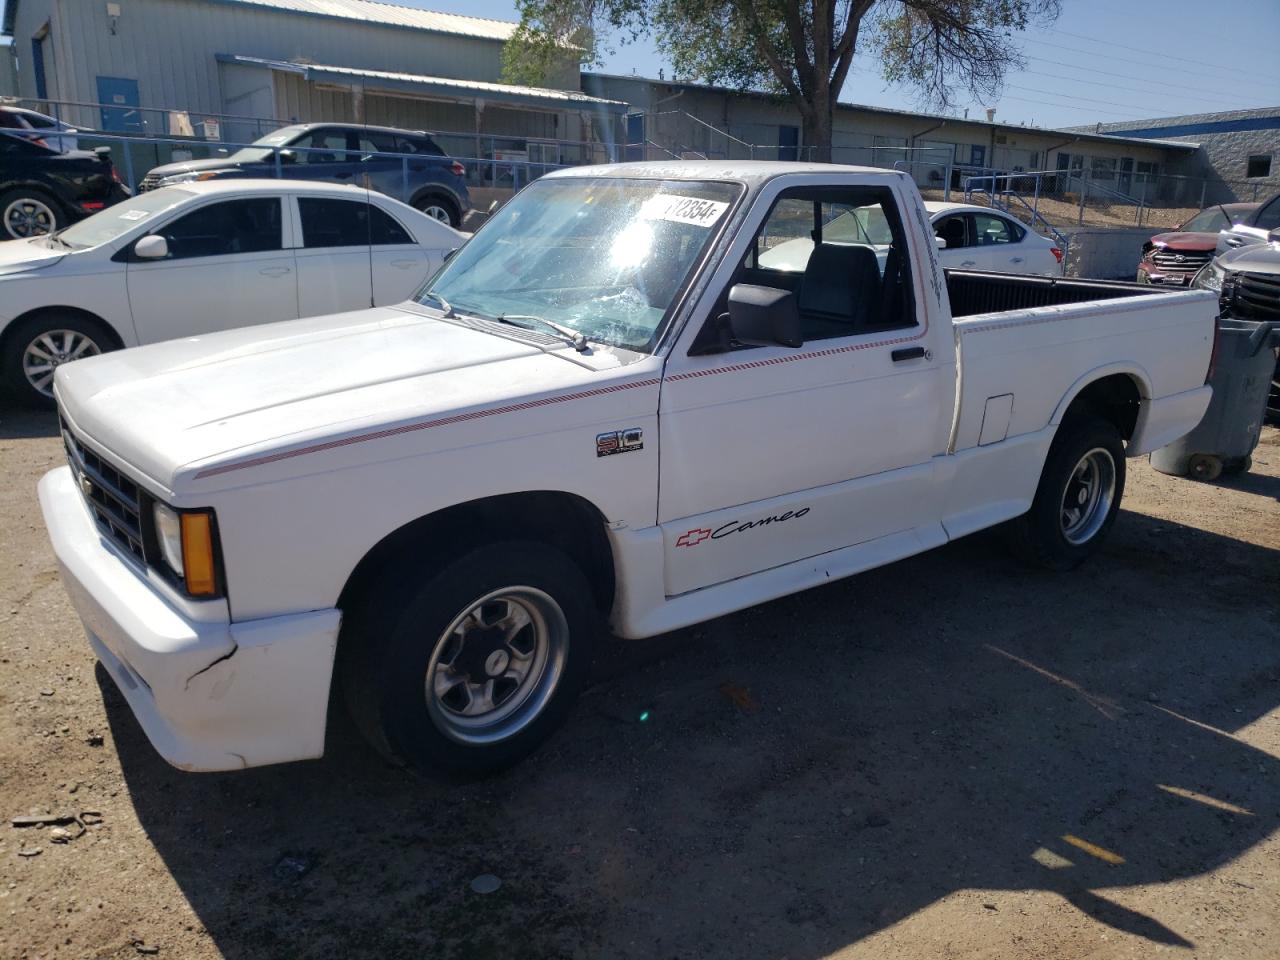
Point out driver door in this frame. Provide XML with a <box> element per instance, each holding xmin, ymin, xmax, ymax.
<box><xmin>125</xmin><ymin>196</ymin><xmax>298</xmax><ymax>344</ymax></box>
<box><xmin>658</xmin><ymin>179</ymin><xmax>954</xmax><ymax>596</ymax></box>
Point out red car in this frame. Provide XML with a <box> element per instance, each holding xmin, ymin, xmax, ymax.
<box><xmin>1136</xmin><ymin>202</ymin><xmax>1260</xmax><ymax>286</ymax></box>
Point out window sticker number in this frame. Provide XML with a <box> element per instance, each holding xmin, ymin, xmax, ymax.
<box><xmin>640</xmin><ymin>194</ymin><xmax>729</xmax><ymax>228</ymax></box>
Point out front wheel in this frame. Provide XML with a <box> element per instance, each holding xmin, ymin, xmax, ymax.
<box><xmin>1</xmin><ymin>313</ymin><xmax>113</xmax><ymax>407</ymax></box>
<box><xmin>1008</xmin><ymin>417</ymin><xmax>1126</xmax><ymax>571</ymax></box>
<box><xmin>341</xmin><ymin>541</ymin><xmax>597</xmax><ymax>777</ymax></box>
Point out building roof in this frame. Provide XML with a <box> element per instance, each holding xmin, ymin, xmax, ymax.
<box><xmin>5</xmin><ymin>0</ymin><xmax>517</xmax><ymax>39</ymax></box>
<box><xmin>1064</xmin><ymin>106</ymin><xmax>1280</xmax><ymax>141</ymax></box>
<box><xmin>219</xmin><ymin>55</ymin><xmax>629</xmax><ymax>113</ymax></box>
<box><xmin>582</xmin><ymin>72</ymin><xmax>1202</xmax><ymax>153</ymax></box>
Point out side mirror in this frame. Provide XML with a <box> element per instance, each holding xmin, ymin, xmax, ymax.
<box><xmin>134</xmin><ymin>235</ymin><xmax>169</xmax><ymax>259</ymax></box>
<box><xmin>934</xmin><ymin>235</ymin><xmax>948</xmax><ymax>249</ymax></box>
<box><xmin>1269</xmin><ymin>228</ymin><xmax>1280</xmax><ymax>245</ymax></box>
<box><xmin>727</xmin><ymin>284</ymin><xmax>803</xmax><ymax>348</ymax></box>
<box><xmin>443</xmin><ymin>247</ymin><xmax>460</xmax><ymax>263</ymax></box>
<box><xmin>277</xmin><ymin>149</ymin><xmax>297</xmax><ymax>165</ymax></box>
<box><xmin>93</xmin><ymin>146</ymin><xmax>113</xmax><ymax>161</ymax></box>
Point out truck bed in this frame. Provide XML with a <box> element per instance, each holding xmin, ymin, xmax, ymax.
<box><xmin>944</xmin><ymin>270</ymin><xmax>1164</xmax><ymax>319</ymax></box>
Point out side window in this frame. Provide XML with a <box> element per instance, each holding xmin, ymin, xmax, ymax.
<box><xmin>155</xmin><ymin>198</ymin><xmax>282</xmax><ymax>260</ymax></box>
<box><xmin>971</xmin><ymin>213</ymin><xmax>1015</xmax><ymax>245</ymax></box>
<box><xmin>298</xmin><ymin>198</ymin><xmax>413</xmax><ymax>247</ymax></box>
<box><xmin>369</xmin><ymin>206</ymin><xmax>413</xmax><ymax>245</ymax></box>
<box><xmin>1256</xmin><ymin>196</ymin><xmax>1280</xmax><ymax>231</ymax></box>
<box><xmin>934</xmin><ymin>215</ymin><xmax>968</xmax><ymax>249</ymax></box>
<box><xmin>358</xmin><ymin>132</ymin><xmax>397</xmax><ymax>156</ymax></box>
<box><xmin>734</xmin><ymin>185</ymin><xmax>916</xmax><ymax>342</ymax></box>
<box><xmin>400</xmin><ymin>136</ymin><xmax>444</xmax><ymax>157</ymax></box>
<box><xmin>292</xmin><ymin>129</ymin><xmax>350</xmax><ymax>164</ymax></box>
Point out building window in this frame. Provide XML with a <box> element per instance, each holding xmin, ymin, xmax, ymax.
<box><xmin>1247</xmin><ymin>154</ymin><xmax>1272</xmax><ymax>178</ymax></box>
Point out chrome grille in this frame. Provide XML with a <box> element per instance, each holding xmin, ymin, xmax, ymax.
<box><xmin>1227</xmin><ymin>271</ymin><xmax>1280</xmax><ymax>321</ymax></box>
<box><xmin>1151</xmin><ymin>249</ymin><xmax>1212</xmax><ymax>275</ymax></box>
<box><xmin>61</xmin><ymin>420</ymin><xmax>146</xmax><ymax>562</ymax></box>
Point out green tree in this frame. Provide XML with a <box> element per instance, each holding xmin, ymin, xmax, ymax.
<box><xmin>504</xmin><ymin>0</ymin><xmax>1061</xmax><ymax>161</ymax></box>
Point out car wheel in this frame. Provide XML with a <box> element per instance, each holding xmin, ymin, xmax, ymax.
<box><xmin>1007</xmin><ymin>416</ymin><xmax>1126</xmax><ymax>571</ymax></box>
<box><xmin>1</xmin><ymin>313</ymin><xmax>114</xmax><ymax>407</ymax></box>
<box><xmin>1</xmin><ymin>188</ymin><xmax>62</xmax><ymax>239</ymax></box>
<box><xmin>414</xmin><ymin>195</ymin><xmax>461</xmax><ymax>228</ymax></box>
<box><xmin>341</xmin><ymin>541</ymin><xmax>597</xmax><ymax>777</ymax></box>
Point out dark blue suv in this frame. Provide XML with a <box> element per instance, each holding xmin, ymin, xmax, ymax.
<box><xmin>141</xmin><ymin>123</ymin><xmax>471</xmax><ymax>227</ymax></box>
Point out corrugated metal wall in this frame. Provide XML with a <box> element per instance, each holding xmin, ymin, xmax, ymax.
<box><xmin>11</xmin><ymin>0</ymin><xmax>506</xmax><ymax>129</ymax></box>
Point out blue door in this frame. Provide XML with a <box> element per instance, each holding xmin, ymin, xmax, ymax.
<box><xmin>625</xmin><ymin>114</ymin><xmax>645</xmax><ymax>162</ymax></box>
<box><xmin>96</xmin><ymin>76</ymin><xmax>143</xmax><ymax>133</ymax></box>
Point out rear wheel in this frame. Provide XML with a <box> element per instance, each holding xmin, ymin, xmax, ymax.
<box><xmin>341</xmin><ymin>541</ymin><xmax>597</xmax><ymax>777</ymax></box>
<box><xmin>1</xmin><ymin>313</ymin><xmax>114</xmax><ymax>407</ymax></box>
<box><xmin>1</xmin><ymin>188</ymin><xmax>62</xmax><ymax>239</ymax></box>
<box><xmin>1008</xmin><ymin>417</ymin><xmax>1126</xmax><ymax>571</ymax></box>
<box><xmin>414</xmin><ymin>194</ymin><xmax>461</xmax><ymax>228</ymax></box>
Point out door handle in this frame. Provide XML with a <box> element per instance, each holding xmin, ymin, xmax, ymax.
<box><xmin>259</xmin><ymin>267</ymin><xmax>291</xmax><ymax>277</ymax></box>
<box><xmin>1225</xmin><ymin>237</ymin><xmax>1244</xmax><ymax>247</ymax></box>
<box><xmin>961</xmin><ymin>259</ymin><xmax>977</xmax><ymax>267</ymax></box>
<box><xmin>891</xmin><ymin>346</ymin><xmax>926</xmax><ymax>362</ymax></box>
<box><xmin>1010</xmin><ymin>256</ymin><xmax>1024</xmax><ymax>263</ymax></box>
<box><xmin>392</xmin><ymin>259</ymin><xmax>418</xmax><ymax>269</ymax></box>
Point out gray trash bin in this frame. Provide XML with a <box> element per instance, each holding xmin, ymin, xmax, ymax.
<box><xmin>1150</xmin><ymin>318</ymin><xmax>1279</xmax><ymax>481</ymax></box>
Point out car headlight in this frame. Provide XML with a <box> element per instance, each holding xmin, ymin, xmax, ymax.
<box><xmin>1192</xmin><ymin>261</ymin><xmax>1227</xmax><ymax>292</ymax></box>
<box><xmin>152</xmin><ymin>502</ymin><xmax>219</xmax><ymax>597</ymax></box>
<box><xmin>158</xmin><ymin>171</ymin><xmax>223</xmax><ymax>186</ymax></box>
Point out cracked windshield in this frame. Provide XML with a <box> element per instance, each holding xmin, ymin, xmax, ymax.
<box><xmin>418</xmin><ymin>177</ymin><xmax>741</xmax><ymax>351</ymax></box>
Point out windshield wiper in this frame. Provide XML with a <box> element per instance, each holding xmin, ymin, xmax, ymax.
<box><xmin>45</xmin><ymin>230</ymin><xmax>73</xmax><ymax>249</ymax></box>
<box><xmin>497</xmin><ymin>314</ymin><xmax>590</xmax><ymax>353</ymax></box>
<box><xmin>420</xmin><ymin>290</ymin><xmax>455</xmax><ymax>318</ymax></box>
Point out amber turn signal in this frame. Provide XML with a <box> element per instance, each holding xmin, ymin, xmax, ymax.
<box><xmin>180</xmin><ymin>512</ymin><xmax>218</xmax><ymax>597</ymax></box>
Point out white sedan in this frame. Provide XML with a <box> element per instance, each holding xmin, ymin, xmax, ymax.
<box><xmin>0</xmin><ymin>180</ymin><xmax>464</xmax><ymax>404</ymax></box>
<box><xmin>760</xmin><ymin>200</ymin><xmax>1063</xmax><ymax>276</ymax></box>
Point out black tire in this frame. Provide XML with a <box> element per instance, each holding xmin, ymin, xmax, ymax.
<box><xmin>0</xmin><ymin>187</ymin><xmax>63</xmax><ymax>240</ymax></box>
<box><xmin>341</xmin><ymin>541</ymin><xmax>597</xmax><ymax>777</ymax></box>
<box><xmin>1</xmin><ymin>312</ymin><xmax>117</xmax><ymax>408</ymax></box>
<box><xmin>1007</xmin><ymin>416</ymin><xmax>1126</xmax><ymax>571</ymax></box>
<box><xmin>413</xmin><ymin>193</ymin><xmax>461</xmax><ymax>228</ymax></box>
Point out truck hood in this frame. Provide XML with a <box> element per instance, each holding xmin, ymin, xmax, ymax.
<box><xmin>0</xmin><ymin>236</ymin><xmax>65</xmax><ymax>275</ymax></box>
<box><xmin>1149</xmin><ymin>231</ymin><xmax>1217</xmax><ymax>251</ymax></box>
<box><xmin>54</xmin><ymin>307</ymin><xmax>572</xmax><ymax>490</ymax></box>
<box><xmin>1219</xmin><ymin>241</ymin><xmax>1280</xmax><ymax>275</ymax></box>
<box><xmin>145</xmin><ymin>156</ymin><xmax>242</xmax><ymax>179</ymax></box>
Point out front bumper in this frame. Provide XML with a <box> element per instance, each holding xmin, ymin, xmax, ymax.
<box><xmin>1137</xmin><ymin>261</ymin><xmax>1194</xmax><ymax>286</ymax></box>
<box><xmin>39</xmin><ymin>466</ymin><xmax>341</xmax><ymax>771</ymax></box>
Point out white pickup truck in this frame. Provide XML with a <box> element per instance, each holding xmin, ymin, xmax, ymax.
<box><xmin>39</xmin><ymin>161</ymin><xmax>1216</xmax><ymax>776</ymax></box>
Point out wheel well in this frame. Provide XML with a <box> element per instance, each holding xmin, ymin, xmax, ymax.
<box><xmin>1060</xmin><ymin>374</ymin><xmax>1142</xmax><ymax>441</ymax></box>
<box><xmin>337</xmin><ymin>491</ymin><xmax>616</xmax><ymax>617</ymax></box>
<box><xmin>0</xmin><ymin>306</ymin><xmax>123</xmax><ymax>360</ymax></box>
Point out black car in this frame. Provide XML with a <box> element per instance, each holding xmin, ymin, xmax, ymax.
<box><xmin>1</xmin><ymin>131</ymin><xmax>130</xmax><ymax>239</ymax></box>
<box><xmin>141</xmin><ymin>123</ymin><xmax>472</xmax><ymax>227</ymax></box>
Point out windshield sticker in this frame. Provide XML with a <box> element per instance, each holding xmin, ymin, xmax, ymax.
<box><xmin>641</xmin><ymin>194</ymin><xmax>730</xmax><ymax>228</ymax></box>
<box><xmin>118</xmin><ymin>209</ymin><xmax>151</xmax><ymax>221</ymax></box>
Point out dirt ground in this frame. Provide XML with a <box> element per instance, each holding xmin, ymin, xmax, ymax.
<box><xmin>1</xmin><ymin>408</ymin><xmax>1277</xmax><ymax>960</ymax></box>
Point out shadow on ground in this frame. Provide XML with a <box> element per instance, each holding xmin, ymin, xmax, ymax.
<box><xmin>0</xmin><ymin>406</ymin><xmax>59</xmax><ymax>440</ymax></box>
<box><xmin>100</xmin><ymin>508</ymin><xmax>1280</xmax><ymax>959</ymax></box>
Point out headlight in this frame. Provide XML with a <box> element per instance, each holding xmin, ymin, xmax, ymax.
<box><xmin>153</xmin><ymin>502</ymin><xmax>184</xmax><ymax>575</ymax></box>
<box><xmin>152</xmin><ymin>503</ymin><xmax>219</xmax><ymax>597</ymax></box>
<box><xmin>158</xmin><ymin>171</ymin><xmax>223</xmax><ymax>186</ymax></box>
<box><xmin>1192</xmin><ymin>261</ymin><xmax>1227</xmax><ymax>292</ymax></box>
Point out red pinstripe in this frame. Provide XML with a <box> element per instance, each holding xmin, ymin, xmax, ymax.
<box><xmin>193</xmin><ymin>377</ymin><xmax>663</xmax><ymax>479</ymax></box>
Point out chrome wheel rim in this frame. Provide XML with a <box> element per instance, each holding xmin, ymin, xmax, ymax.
<box><xmin>22</xmin><ymin>329</ymin><xmax>101</xmax><ymax>397</ymax></box>
<box><xmin>422</xmin><ymin>204</ymin><xmax>452</xmax><ymax>224</ymax></box>
<box><xmin>1060</xmin><ymin>447</ymin><xmax>1116</xmax><ymax>545</ymax></box>
<box><xmin>424</xmin><ymin>586</ymin><xmax>568</xmax><ymax>745</ymax></box>
<box><xmin>4</xmin><ymin>197</ymin><xmax>56</xmax><ymax>238</ymax></box>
